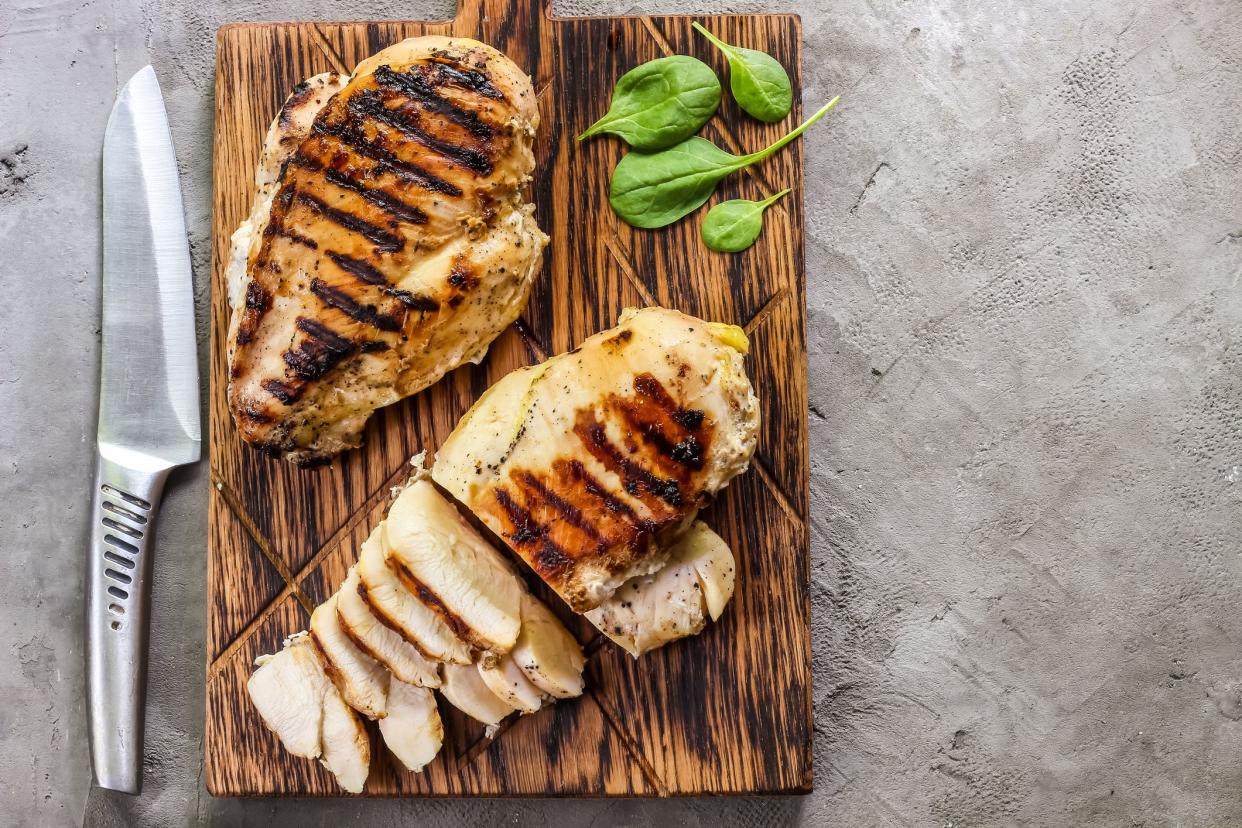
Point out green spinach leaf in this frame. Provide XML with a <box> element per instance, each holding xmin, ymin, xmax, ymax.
<box><xmin>578</xmin><ymin>56</ymin><xmax>722</xmax><ymax>151</ymax></box>
<box><xmin>701</xmin><ymin>189</ymin><xmax>790</xmax><ymax>252</ymax></box>
<box><xmin>692</xmin><ymin>22</ymin><xmax>793</xmax><ymax>123</ymax></box>
<box><xmin>609</xmin><ymin>96</ymin><xmax>838</xmax><ymax>229</ymax></box>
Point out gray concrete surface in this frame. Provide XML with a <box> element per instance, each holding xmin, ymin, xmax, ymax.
<box><xmin>2</xmin><ymin>0</ymin><xmax>1239</xmax><ymax>824</ymax></box>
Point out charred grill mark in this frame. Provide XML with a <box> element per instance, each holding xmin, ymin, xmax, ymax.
<box><xmin>327</xmin><ymin>250</ymin><xmax>388</xmax><ymax>286</ymax></box>
<box><xmin>562</xmin><ymin>459</ymin><xmax>659</xmax><ymax>534</ymax></box>
<box><xmin>321</xmin><ymin>168</ymin><xmax>428</xmax><ymax>225</ymax></box>
<box><xmin>386</xmin><ymin>288</ymin><xmax>439</xmax><ymax>312</ymax></box>
<box><xmin>355</xmin><ymin>579</ymin><xmax>438</xmax><ymax>659</ymax></box>
<box><xmin>282</xmin><ymin>317</ymin><xmax>357</xmax><ymax>382</ymax></box>
<box><xmin>309</xmin><ymin>278</ymin><xmax>403</xmax><ymax>332</ymax></box>
<box><xmin>427</xmin><ymin>58</ymin><xmax>506</xmax><ymax>100</ymax></box>
<box><xmin>673</xmin><ymin>409</ymin><xmax>705</xmax><ymax>430</ymax></box>
<box><xmin>235</xmin><ymin>282</ymin><xmax>271</xmax><ymax>347</ymax></box>
<box><xmin>387</xmin><ymin>562</ymin><xmax>478</xmax><ymax>646</ymax></box>
<box><xmin>574</xmin><ymin>414</ymin><xmax>683</xmax><ymax>508</ymax></box>
<box><xmin>350</xmin><ymin>91</ymin><xmax>493</xmax><ymax>175</ymax></box>
<box><xmin>493</xmin><ymin>488</ymin><xmax>541</xmax><ymax>544</ymax></box>
<box><xmin>237</xmin><ymin>402</ymin><xmax>273</xmax><ymax>424</ymax></box>
<box><xmin>312</xmin><ymin>120</ymin><xmax>463</xmax><ymax>196</ymax></box>
<box><xmin>372</xmin><ymin>65</ymin><xmax>495</xmax><ymax>139</ymax></box>
<box><xmin>262</xmin><ymin>378</ymin><xmax>301</xmax><ymax>405</ymax></box>
<box><xmin>492</xmin><ymin>488</ymin><xmax>574</xmax><ymax>581</ymax></box>
<box><xmin>326</xmin><ymin>250</ymin><xmax>439</xmax><ymax>311</ymax></box>
<box><xmin>513</xmin><ymin>470</ymin><xmax>606</xmax><ymax>545</ymax></box>
<box><xmin>618</xmin><ymin>374</ymin><xmax>710</xmax><ymax>471</ymax></box>
<box><xmin>360</xmin><ymin>340</ymin><xmax>390</xmax><ymax>353</ymax></box>
<box><xmin>294</xmin><ymin>191</ymin><xmax>404</xmax><ymax>252</ymax></box>
<box><xmin>269</xmin><ymin>225</ymin><xmax>319</xmax><ymax>249</ymax></box>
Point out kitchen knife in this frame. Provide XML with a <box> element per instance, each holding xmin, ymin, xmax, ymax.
<box><xmin>88</xmin><ymin>65</ymin><xmax>200</xmax><ymax>795</ymax></box>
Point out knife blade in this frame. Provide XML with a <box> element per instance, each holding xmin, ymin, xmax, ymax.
<box><xmin>88</xmin><ymin>65</ymin><xmax>200</xmax><ymax>795</ymax></box>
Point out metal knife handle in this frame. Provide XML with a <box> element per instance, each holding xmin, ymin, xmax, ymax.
<box><xmin>86</xmin><ymin>453</ymin><xmax>170</xmax><ymax>794</ymax></box>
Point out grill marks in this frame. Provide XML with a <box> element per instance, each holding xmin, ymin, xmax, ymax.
<box><xmin>387</xmin><ymin>560</ymin><xmax>484</xmax><ymax>648</ymax></box>
<box><xmin>294</xmin><ymin>191</ymin><xmax>404</xmax><ymax>252</ymax></box>
<box><xmin>492</xmin><ymin>489</ymin><xmax>574</xmax><ymax>583</ymax></box>
<box><xmin>284</xmin><ymin>318</ymin><xmax>358</xmax><ymax>382</ymax></box>
<box><xmin>311</xmin><ymin>120</ymin><xmax>463</xmax><ymax>195</ymax></box>
<box><xmin>426</xmin><ymin>57</ymin><xmax>506</xmax><ymax>100</ymax></box>
<box><xmin>372</xmin><ymin>65</ymin><xmax>495</xmax><ymax>139</ymax></box>
<box><xmin>488</xmin><ymin>374</ymin><xmax>712</xmax><ymax>601</ymax></box>
<box><xmin>309</xmin><ymin>278</ymin><xmax>403</xmax><ymax>332</ymax></box>
<box><xmin>321</xmin><ymin>168</ymin><xmax>427</xmax><ymax>225</ymax></box>
<box><xmin>350</xmin><ymin>91</ymin><xmax>494</xmax><ymax>176</ymax></box>
<box><xmin>326</xmin><ymin>251</ymin><xmax>440</xmax><ymax>312</ymax></box>
<box><xmin>235</xmin><ymin>282</ymin><xmax>271</xmax><ymax>348</ymax></box>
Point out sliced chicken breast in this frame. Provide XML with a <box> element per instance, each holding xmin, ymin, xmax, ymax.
<box><xmin>319</xmin><ymin>683</ymin><xmax>371</xmax><ymax>793</ymax></box>
<box><xmin>511</xmin><ymin>591</ymin><xmax>585</xmax><ymax>698</ymax></box>
<box><xmin>247</xmin><ymin>632</ymin><xmax>370</xmax><ymax>793</ymax></box>
<box><xmin>383</xmin><ymin>478</ymin><xmax>522</xmax><ymax>654</ymax></box>
<box><xmin>439</xmin><ymin>661</ymin><xmax>515</xmax><ymax>726</ymax></box>
<box><xmin>584</xmin><ymin>521</ymin><xmax>737</xmax><ymax>657</ymax></box>
<box><xmin>378</xmin><ymin>680</ymin><xmax>444</xmax><ymax>773</ymax></box>
<box><xmin>336</xmin><ymin>565</ymin><xmax>441</xmax><ymax>688</ymax></box>
<box><xmin>311</xmin><ymin>594</ymin><xmax>391</xmax><ymax>718</ymax></box>
<box><xmin>356</xmin><ymin>525</ymin><xmax>473</xmax><ymax>664</ymax></box>
<box><xmin>227</xmin><ymin>36</ymin><xmax>548</xmax><ymax>464</ymax></box>
<box><xmin>478</xmin><ymin>653</ymin><xmax>546</xmax><ymax>714</ymax></box>
<box><xmin>433</xmin><ymin>307</ymin><xmax>759</xmax><ymax>612</ymax></box>
<box><xmin>247</xmin><ymin>633</ymin><xmax>331</xmax><ymax>759</ymax></box>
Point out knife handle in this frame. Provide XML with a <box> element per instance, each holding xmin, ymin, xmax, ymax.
<box><xmin>86</xmin><ymin>453</ymin><xmax>170</xmax><ymax>794</ymax></box>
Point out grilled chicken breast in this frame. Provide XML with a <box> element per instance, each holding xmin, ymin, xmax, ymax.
<box><xmin>433</xmin><ymin>307</ymin><xmax>760</xmax><ymax>612</ymax></box>
<box><xmin>584</xmin><ymin>521</ymin><xmax>737</xmax><ymax>657</ymax></box>
<box><xmin>248</xmin><ymin>633</ymin><xmax>370</xmax><ymax>792</ymax></box>
<box><xmin>226</xmin><ymin>37</ymin><xmax>547</xmax><ymax>464</ymax></box>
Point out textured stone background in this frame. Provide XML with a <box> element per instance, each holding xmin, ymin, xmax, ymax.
<box><xmin>2</xmin><ymin>0</ymin><xmax>1240</xmax><ymax>825</ymax></box>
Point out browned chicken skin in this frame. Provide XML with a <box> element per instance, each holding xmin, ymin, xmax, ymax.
<box><xmin>227</xmin><ymin>37</ymin><xmax>546</xmax><ymax>464</ymax></box>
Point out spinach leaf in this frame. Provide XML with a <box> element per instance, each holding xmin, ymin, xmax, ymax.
<box><xmin>692</xmin><ymin>22</ymin><xmax>793</xmax><ymax>123</ymax></box>
<box><xmin>609</xmin><ymin>96</ymin><xmax>838</xmax><ymax>229</ymax></box>
<box><xmin>578</xmin><ymin>56</ymin><xmax>722</xmax><ymax>151</ymax></box>
<box><xmin>701</xmin><ymin>189</ymin><xmax>790</xmax><ymax>252</ymax></box>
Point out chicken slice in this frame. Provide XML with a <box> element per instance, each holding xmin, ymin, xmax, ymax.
<box><xmin>310</xmin><ymin>594</ymin><xmax>391</xmax><ymax>719</ymax></box>
<box><xmin>510</xmin><ymin>591</ymin><xmax>585</xmax><ymax>699</ymax></box>
<box><xmin>356</xmin><ymin>524</ymin><xmax>473</xmax><ymax>664</ymax></box>
<box><xmin>383</xmin><ymin>478</ymin><xmax>522</xmax><ymax>654</ymax></box>
<box><xmin>584</xmin><ymin>521</ymin><xmax>737</xmax><ymax>658</ymax></box>
<box><xmin>226</xmin><ymin>37</ymin><xmax>548</xmax><ymax>464</ymax></box>
<box><xmin>378</xmin><ymin>680</ymin><xmax>444</xmax><ymax>773</ymax></box>
<box><xmin>319</xmin><ymin>682</ymin><xmax>371</xmax><ymax>793</ymax></box>
<box><xmin>478</xmin><ymin>653</ymin><xmax>546</xmax><ymax>714</ymax></box>
<box><xmin>439</xmin><ymin>661</ymin><xmax>515</xmax><ymax>726</ymax></box>
<box><xmin>433</xmin><ymin>307</ymin><xmax>759</xmax><ymax>612</ymax></box>
<box><xmin>247</xmin><ymin>633</ymin><xmax>330</xmax><ymax>759</ymax></box>
<box><xmin>247</xmin><ymin>632</ymin><xmax>371</xmax><ymax>793</ymax></box>
<box><xmin>336</xmin><ymin>565</ymin><xmax>441</xmax><ymax>688</ymax></box>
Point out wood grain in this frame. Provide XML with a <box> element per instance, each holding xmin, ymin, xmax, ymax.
<box><xmin>207</xmin><ymin>0</ymin><xmax>811</xmax><ymax>796</ymax></box>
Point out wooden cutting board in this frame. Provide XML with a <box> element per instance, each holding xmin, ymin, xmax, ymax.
<box><xmin>206</xmin><ymin>0</ymin><xmax>811</xmax><ymax>797</ymax></box>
